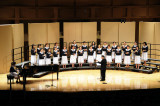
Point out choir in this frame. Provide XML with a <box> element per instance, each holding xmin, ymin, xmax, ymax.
<box><xmin>30</xmin><ymin>41</ymin><xmax>148</xmax><ymax>69</ymax></box>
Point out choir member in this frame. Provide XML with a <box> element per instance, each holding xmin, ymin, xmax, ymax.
<box><xmin>61</xmin><ymin>46</ymin><xmax>68</xmax><ymax>68</ymax></box>
<box><xmin>132</xmin><ymin>42</ymin><xmax>138</xmax><ymax>60</ymax></box>
<box><xmin>39</xmin><ymin>49</ymin><xmax>45</xmax><ymax>65</ymax></box>
<box><xmin>88</xmin><ymin>46</ymin><xmax>94</xmax><ymax>66</ymax></box>
<box><xmin>96</xmin><ymin>45</ymin><xmax>102</xmax><ymax>66</ymax></box>
<box><xmin>91</xmin><ymin>41</ymin><xmax>97</xmax><ymax>60</ymax></box>
<box><xmin>122</xmin><ymin>41</ymin><xmax>127</xmax><ymax>60</ymax></box>
<box><xmin>54</xmin><ymin>42</ymin><xmax>60</xmax><ymax>50</ymax></box>
<box><xmin>82</xmin><ymin>41</ymin><xmax>88</xmax><ymax>63</ymax></box>
<box><xmin>115</xmin><ymin>45</ymin><xmax>122</xmax><ymax>67</ymax></box>
<box><xmin>135</xmin><ymin>46</ymin><xmax>141</xmax><ymax>69</ymax></box>
<box><xmin>70</xmin><ymin>46</ymin><xmax>76</xmax><ymax>67</ymax></box>
<box><xmin>71</xmin><ymin>40</ymin><xmax>78</xmax><ymax>58</ymax></box>
<box><xmin>31</xmin><ymin>44</ymin><xmax>37</xmax><ymax>65</ymax></box>
<box><xmin>106</xmin><ymin>44</ymin><xmax>112</xmax><ymax>67</ymax></box>
<box><xmin>46</xmin><ymin>49</ymin><xmax>52</xmax><ymax>65</ymax></box>
<box><xmin>44</xmin><ymin>43</ymin><xmax>49</xmax><ymax>54</ymax></box>
<box><xmin>112</xmin><ymin>42</ymin><xmax>117</xmax><ymax>63</ymax></box>
<box><xmin>54</xmin><ymin>42</ymin><xmax>60</xmax><ymax>59</ymax></box>
<box><xmin>142</xmin><ymin>42</ymin><xmax>148</xmax><ymax>66</ymax></box>
<box><xmin>37</xmin><ymin>44</ymin><xmax>42</xmax><ymax>64</ymax></box>
<box><xmin>124</xmin><ymin>45</ymin><xmax>131</xmax><ymax>68</ymax></box>
<box><xmin>102</xmin><ymin>42</ymin><xmax>107</xmax><ymax>57</ymax></box>
<box><xmin>53</xmin><ymin>47</ymin><xmax>59</xmax><ymax>65</ymax></box>
<box><xmin>10</xmin><ymin>62</ymin><xmax>20</xmax><ymax>83</ymax></box>
<box><xmin>78</xmin><ymin>46</ymin><xmax>84</xmax><ymax>67</ymax></box>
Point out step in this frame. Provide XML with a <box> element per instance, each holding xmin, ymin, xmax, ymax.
<box><xmin>146</xmin><ymin>62</ymin><xmax>160</xmax><ymax>66</ymax></box>
<box><xmin>144</xmin><ymin>66</ymin><xmax>157</xmax><ymax>69</ymax></box>
<box><xmin>132</xmin><ymin>69</ymin><xmax>152</xmax><ymax>73</ymax></box>
<box><xmin>148</xmin><ymin>58</ymin><xmax>160</xmax><ymax>61</ymax></box>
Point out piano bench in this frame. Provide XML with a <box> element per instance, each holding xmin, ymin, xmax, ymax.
<box><xmin>7</xmin><ymin>74</ymin><xmax>14</xmax><ymax>84</ymax></box>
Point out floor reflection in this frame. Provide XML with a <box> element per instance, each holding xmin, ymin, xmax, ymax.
<box><xmin>0</xmin><ymin>69</ymin><xmax>160</xmax><ymax>92</ymax></box>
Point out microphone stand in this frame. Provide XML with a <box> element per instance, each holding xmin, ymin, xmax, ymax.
<box><xmin>45</xmin><ymin>64</ymin><xmax>57</xmax><ymax>88</ymax></box>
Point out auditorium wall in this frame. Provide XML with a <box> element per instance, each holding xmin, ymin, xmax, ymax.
<box><xmin>155</xmin><ymin>23</ymin><xmax>160</xmax><ymax>60</ymax></box>
<box><xmin>101</xmin><ymin>22</ymin><xmax>135</xmax><ymax>45</ymax></box>
<box><xmin>64</xmin><ymin>22</ymin><xmax>97</xmax><ymax>48</ymax></box>
<box><xmin>28</xmin><ymin>23</ymin><xmax>59</xmax><ymax>46</ymax></box>
<box><xmin>0</xmin><ymin>24</ymin><xmax>24</xmax><ymax>74</ymax></box>
<box><xmin>12</xmin><ymin>24</ymin><xmax>24</xmax><ymax>63</ymax></box>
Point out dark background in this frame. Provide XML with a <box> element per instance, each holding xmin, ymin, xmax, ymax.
<box><xmin>0</xmin><ymin>0</ymin><xmax>160</xmax><ymax>24</ymax></box>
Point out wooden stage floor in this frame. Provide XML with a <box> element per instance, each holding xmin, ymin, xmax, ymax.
<box><xmin>1</xmin><ymin>69</ymin><xmax>160</xmax><ymax>92</ymax></box>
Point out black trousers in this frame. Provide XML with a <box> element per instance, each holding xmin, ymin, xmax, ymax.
<box><xmin>101</xmin><ymin>69</ymin><xmax>106</xmax><ymax>80</ymax></box>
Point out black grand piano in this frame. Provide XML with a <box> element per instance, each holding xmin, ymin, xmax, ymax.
<box><xmin>15</xmin><ymin>61</ymin><xmax>59</xmax><ymax>91</ymax></box>
<box><xmin>16</xmin><ymin>61</ymin><xmax>59</xmax><ymax>82</ymax></box>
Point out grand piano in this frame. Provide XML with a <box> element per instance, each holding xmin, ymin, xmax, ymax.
<box><xmin>16</xmin><ymin>61</ymin><xmax>59</xmax><ymax>81</ymax></box>
<box><xmin>15</xmin><ymin>61</ymin><xmax>59</xmax><ymax>91</ymax></box>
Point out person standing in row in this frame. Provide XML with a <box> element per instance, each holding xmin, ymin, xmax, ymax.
<box><xmin>106</xmin><ymin>44</ymin><xmax>112</xmax><ymax>67</ymax></box>
<box><xmin>78</xmin><ymin>47</ymin><xmax>84</xmax><ymax>67</ymax></box>
<box><xmin>115</xmin><ymin>45</ymin><xmax>122</xmax><ymax>67</ymax></box>
<box><xmin>54</xmin><ymin>42</ymin><xmax>60</xmax><ymax>59</ymax></box>
<box><xmin>31</xmin><ymin>44</ymin><xmax>37</xmax><ymax>65</ymax></box>
<box><xmin>44</xmin><ymin>43</ymin><xmax>49</xmax><ymax>54</ymax></box>
<box><xmin>61</xmin><ymin>46</ymin><xmax>68</xmax><ymax>68</ymax></box>
<box><xmin>70</xmin><ymin>46</ymin><xmax>76</xmax><ymax>67</ymax></box>
<box><xmin>124</xmin><ymin>45</ymin><xmax>131</xmax><ymax>68</ymax></box>
<box><xmin>88</xmin><ymin>46</ymin><xmax>94</xmax><ymax>66</ymax></box>
<box><xmin>112</xmin><ymin>42</ymin><xmax>117</xmax><ymax>63</ymax></box>
<box><xmin>71</xmin><ymin>40</ymin><xmax>78</xmax><ymax>59</ymax></box>
<box><xmin>37</xmin><ymin>44</ymin><xmax>42</xmax><ymax>64</ymax></box>
<box><xmin>82</xmin><ymin>42</ymin><xmax>88</xmax><ymax>63</ymax></box>
<box><xmin>132</xmin><ymin>42</ymin><xmax>138</xmax><ymax>60</ymax></box>
<box><xmin>91</xmin><ymin>41</ymin><xmax>97</xmax><ymax>60</ymax></box>
<box><xmin>135</xmin><ymin>46</ymin><xmax>141</xmax><ymax>69</ymax></box>
<box><xmin>39</xmin><ymin>49</ymin><xmax>45</xmax><ymax>65</ymax></box>
<box><xmin>46</xmin><ymin>49</ymin><xmax>52</xmax><ymax>65</ymax></box>
<box><xmin>53</xmin><ymin>47</ymin><xmax>59</xmax><ymax>65</ymax></box>
<box><xmin>102</xmin><ymin>42</ymin><xmax>107</xmax><ymax>57</ymax></box>
<box><xmin>96</xmin><ymin>45</ymin><xmax>102</xmax><ymax>66</ymax></box>
<box><xmin>142</xmin><ymin>42</ymin><xmax>148</xmax><ymax>66</ymax></box>
<box><xmin>122</xmin><ymin>42</ymin><xmax>127</xmax><ymax>60</ymax></box>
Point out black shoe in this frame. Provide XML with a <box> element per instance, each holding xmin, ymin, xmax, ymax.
<box><xmin>100</xmin><ymin>80</ymin><xmax>105</xmax><ymax>81</ymax></box>
<box><xmin>16</xmin><ymin>81</ymin><xmax>19</xmax><ymax>83</ymax></box>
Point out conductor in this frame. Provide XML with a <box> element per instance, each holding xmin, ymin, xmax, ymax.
<box><xmin>98</xmin><ymin>55</ymin><xmax>107</xmax><ymax>81</ymax></box>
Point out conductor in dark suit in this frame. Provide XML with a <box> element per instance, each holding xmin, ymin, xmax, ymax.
<box><xmin>98</xmin><ymin>55</ymin><xmax>107</xmax><ymax>81</ymax></box>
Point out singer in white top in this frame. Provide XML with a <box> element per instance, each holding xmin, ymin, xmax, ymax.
<box><xmin>122</xmin><ymin>41</ymin><xmax>127</xmax><ymax>60</ymax></box>
<box><xmin>102</xmin><ymin>42</ymin><xmax>107</xmax><ymax>57</ymax></box>
<box><xmin>82</xmin><ymin>41</ymin><xmax>88</xmax><ymax>63</ymax></box>
<box><xmin>112</xmin><ymin>42</ymin><xmax>117</xmax><ymax>63</ymax></box>
<box><xmin>106</xmin><ymin>44</ymin><xmax>112</xmax><ymax>67</ymax></box>
<box><xmin>78</xmin><ymin>46</ymin><xmax>84</xmax><ymax>67</ymax></box>
<box><xmin>96</xmin><ymin>45</ymin><xmax>102</xmax><ymax>66</ymax></box>
<box><xmin>115</xmin><ymin>45</ymin><xmax>122</xmax><ymax>67</ymax></box>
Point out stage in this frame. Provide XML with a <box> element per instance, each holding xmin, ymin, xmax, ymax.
<box><xmin>1</xmin><ymin>69</ymin><xmax>160</xmax><ymax>92</ymax></box>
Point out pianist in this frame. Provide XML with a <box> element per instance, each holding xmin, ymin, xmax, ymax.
<box><xmin>10</xmin><ymin>62</ymin><xmax>21</xmax><ymax>83</ymax></box>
